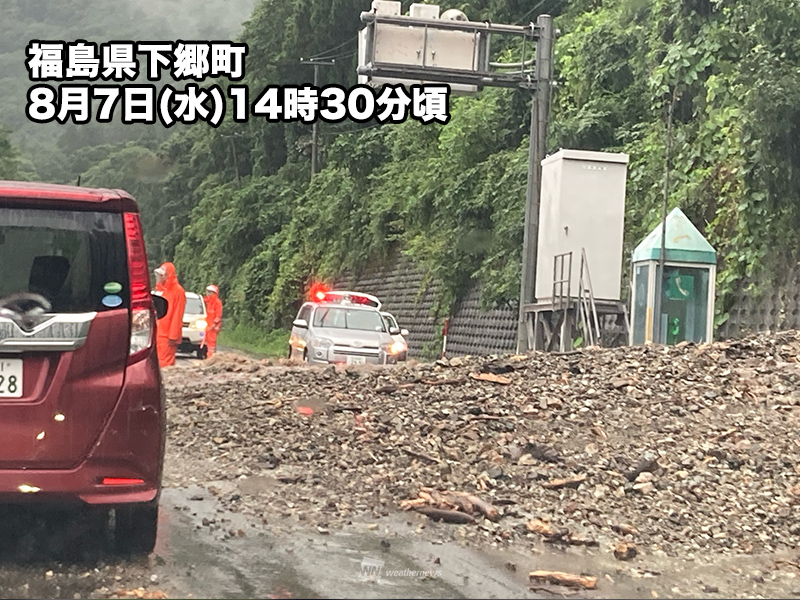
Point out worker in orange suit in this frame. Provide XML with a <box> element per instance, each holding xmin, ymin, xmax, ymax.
<box><xmin>203</xmin><ymin>284</ymin><xmax>223</xmax><ymax>357</ymax></box>
<box><xmin>154</xmin><ymin>262</ymin><xmax>186</xmax><ymax>368</ymax></box>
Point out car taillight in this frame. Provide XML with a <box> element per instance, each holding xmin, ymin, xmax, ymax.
<box><xmin>101</xmin><ymin>477</ymin><xmax>145</xmax><ymax>486</ymax></box>
<box><xmin>124</xmin><ymin>212</ymin><xmax>154</xmax><ymax>364</ymax></box>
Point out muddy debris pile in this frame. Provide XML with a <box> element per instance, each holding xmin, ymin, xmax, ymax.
<box><xmin>164</xmin><ymin>331</ymin><xmax>800</xmax><ymax>559</ymax></box>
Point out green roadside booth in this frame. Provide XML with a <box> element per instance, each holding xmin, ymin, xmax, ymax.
<box><xmin>630</xmin><ymin>207</ymin><xmax>717</xmax><ymax>345</ymax></box>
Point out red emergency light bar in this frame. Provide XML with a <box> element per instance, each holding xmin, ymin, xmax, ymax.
<box><xmin>308</xmin><ymin>282</ymin><xmax>330</xmax><ymax>302</ymax></box>
<box><xmin>315</xmin><ymin>290</ymin><xmax>381</xmax><ymax>309</ymax></box>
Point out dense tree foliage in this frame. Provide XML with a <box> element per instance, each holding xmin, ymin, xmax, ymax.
<box><xmin>0</xmin><ymin>126</ymin><xmax>22</xmax><ymax>179</ymax></box>
<box><xmin>5</xmin><ymin>0</ymin><xmax>799</xmax><ymax>334</ymax></box>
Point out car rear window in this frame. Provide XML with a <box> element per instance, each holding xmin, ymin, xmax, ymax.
<box><xmin>185</xmin><ymin>296</ymin><xmax>204</xmax><ymax>315</ymax></box>
<box><xmin>0</xmin><ymin>207</ymin><xmax>129</xmax><ymax>313</ymax></box>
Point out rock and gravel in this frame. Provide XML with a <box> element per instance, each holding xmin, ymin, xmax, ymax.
<box><xmin>3</xmin><ymin>332</ymin><xmax>800</xmax><ymax>600</ymax></box>
<box><xmin>163</xmin><ymin>332</ymin><xmax>800</xmax><ymax>563</ymax></box>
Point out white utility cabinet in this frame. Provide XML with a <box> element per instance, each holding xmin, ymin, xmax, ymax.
<box><xmin>534</xmin><ymin>149</ymin><xmax>629</xmax><ymax>303</ymax></box>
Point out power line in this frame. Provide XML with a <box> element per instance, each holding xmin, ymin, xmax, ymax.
<box><xmin>247</xmin><ymin>59</ymin><xmax>302</xmax><ymax>70</ymax></box>
<box><xmin>320</xmin><ymin>122</ymin><xmax>385</xmax><ymax>136</ymax></box>
<box><xmin>312</xmin><ymin>35</ymin><xmax>358</xmax><ymax>59</ymax></box>
<box><xmin>320</xmin><ymin>49</ymin><xmax>358</xmax><ymax>62</ymax></box>
<box><xmin>516</xmin><ymin>0</ymin><xmax>549</xmax><ymax>25</ymax></box>
<box><xmin>516</xmin><ymin>0</ymin><xmax>567</xmax><ymax>26</ymax></box>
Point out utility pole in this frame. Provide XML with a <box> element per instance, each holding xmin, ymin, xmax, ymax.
<box><xmin>219</xmin><ymin>132</ymin><xmax>244</xmax><ymax>189</ymax></box>
<box><xmin>300</xmin><ymin>57</ymin><xmax>336</xmax><ymax>177</ymax></box>
<box><xmin>356</xmin><ymin>8</ymin><xmax>555</xmax><ymax>353</ymax></box>
<box><xmin>653</xmin><ymin>88</ymin><xmax>676</xmax><ymax>345</ymax></box>
<box><xmin>516</xmin><ymin>14</ymin><xmax>555</xmax><ymax>354</ymax></box>
<box><xmin>228</xmin><ymin>137</ymin><xmax>241</xmax><ymax>189</ymax></box>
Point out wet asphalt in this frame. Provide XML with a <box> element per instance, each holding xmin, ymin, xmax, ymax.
<box><xmin>0</xmin><ymin>484</ymin><xmax>539</xmax><ymax>600</ymax></box>
<box><xmin>4</xmin><ymin>481</ymin><xmax>795</xmax><ymax>600</ymax></box>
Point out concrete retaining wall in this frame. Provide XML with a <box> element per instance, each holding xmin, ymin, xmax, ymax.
<box><xmin>334</xmin><ymin>252</ymin><xmax>795</xmax><ymax>358</ymax></box>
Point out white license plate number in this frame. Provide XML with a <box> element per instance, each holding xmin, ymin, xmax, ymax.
<box><xmin>346</xmin><ymin>355</ymin><xmax>366</xmax><ymax>365</ymax></box>
<box><xmin>0</xmin><ymin>359</ymin><xmax>23</xmax><ymax>398</ymax></box>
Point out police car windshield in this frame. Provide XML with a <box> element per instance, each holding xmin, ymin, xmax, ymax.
<box><xmin>185</xmin><ymin>296</ymin><xmax>204</xmax><ymax>315</ymax></box>
<box><xmin>313</xmin><ymin>307</ymin><xmax>385</xmax><ymax>332</ymax></box>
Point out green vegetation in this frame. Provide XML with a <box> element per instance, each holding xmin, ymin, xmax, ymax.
<box><xmin>0</xmin><ymin>126</ymin><xmax>21</xmax><ymax>178</ymax></box>
<box><xmin>3</xmin><ymin>0</ymin><xmax>799</xmax><ymax>338</ymax></box>
<box><xmin>217</xmin><ymin>325</ymin><xmax>291</xmax><ymax>358</ymax></box>
<box><xmin>0</xmin><ymin>0</ymin><xmax>256</xmax><ymax>183</ymax></box>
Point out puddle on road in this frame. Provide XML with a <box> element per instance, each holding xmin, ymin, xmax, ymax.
<box><xmin>0</xmin><ymin>488</ymin><xmax>795</xmax><ymax>599</ymax></box>
<box><xmin>159</xmin><ymin>487</ymin><xmax>531</xmax><ymax>599</ymax></box>
<box><xmin>159</xmin><ymin>486</ymin><xmax>800</xmax><ymax>600</ymax></box>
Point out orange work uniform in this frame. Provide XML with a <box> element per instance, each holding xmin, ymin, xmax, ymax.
<box><xmin>203</xmin><ymin>286</ymin><xmax>223</xmax><ymax>357</ymax></box>
<box><xmin>156</xmin><ymin>262</ymin><xmax>186</xmax><ymax>368</ymax></box>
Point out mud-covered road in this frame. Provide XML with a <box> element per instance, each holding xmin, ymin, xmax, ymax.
<box><xmin>2</xmin><ymin>338</ymin><xmax>800</xmax><ymax>599</ymax></box>
<box><xmin>0</xmin><ymin>484</ymin><xmax>536</xmax><ymax>599</ymax></box>
<box><xmin>3</xmin><ymin>482</ymin><xmax>798</xmax><ymax>600</ymax></box>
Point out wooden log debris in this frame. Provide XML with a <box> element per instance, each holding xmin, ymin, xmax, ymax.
<box><xmin>400</xmin><ymin>487</ymin><xmax>501</xmax><ymax>523</ymax></box>
<box><xmin>529</xmin><ymin>585</ymin><xmax>579</xmax><ymax>597</ymax></box>
<box><xmin>398</xmin><ymin>497</ymin><xmax>428</xmax><ymax>510</ymax></box>
<box><xmin>526</xmin><ymin>518</ymin><xmax>564</xmax><ymax>539</ymax></box>
<box><xmin>402</xmin><ymin>447</ymin><xmax>440</xmax><ymax>464</ymax></box>
<box><xmin>541</xmin><ymin>474</ymin><xmax>587</xmax><ymax>490</ymax></box>
<box><xmin>453</xmin><ymin>491</ymin><xmax>500</xmax><ymax>521</ymax></box>
<box><xmin>421</xmin><ymin>378</ymin><xmax>466</xmax><ymax>386</ymax></box>
<box><xmin>611</xmin><ymin>523</ymin><xmax>640</xmax><ymax>536</ymax></box>
<box><xmin>526</xmin><ymin>518</ymin><xmax>597</xmax><ymax>546</ymax></box>
<box><xmin>614</xmin><ymin>541</ymin><xmax>639</xmax><ymax>561</ymax></box>
<box><xmin>414</xmin><ymin>506</ymin><xmax>476</xmax><ymax>524</ymax></box>
<box><xmin>375</xmin><ymin>383</ymin><xmax>417</xmax><ymax>394</ymax></box>
<box><xmin>469</xmin><ymin>372</ymin><xmax>512</xmax><ymax>385</ymax></box>
<box><xmin>529</xmin><ymin>570</ymin><xmax>598</xmax><ymax>590</ymax></box>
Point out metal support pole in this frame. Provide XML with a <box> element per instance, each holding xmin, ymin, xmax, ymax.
<box><xmin>229</xmin><ymin>137</ymin><xmax>241</xmax><ymax>188</ymax></box>
<box><xmin>220</xmin><ymin>132</ymin><xmax>244</xmax><ymax>188</ymax></box>
<box><xmin>516</xmin><ymin>14</ymin><xmax>554</xmax><ymax>354</ymax></box>
<box><xmin>653</xmin><ymin>90</ymin><xmax>675</xmax><ymax>345</ymax></box>
<box><xmin>515</xmin><ymin>91</ymin><xmax>537</xmax><ymax>353</ymax></box>
<box><xmin>300</xmin><ymin>57</ymin><xmax>336</xmax><ymax>177</ymax></box>
<box><xmin>312</xmin><ymin>63</ymin><xmax>319</xmax><ymax>176</ymax></box>
<box><xmin>441</xmin><ymin>317</ymin><xmax>450</xmax><ymax>358</ymax></box>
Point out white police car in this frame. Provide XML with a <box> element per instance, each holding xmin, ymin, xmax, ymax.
<box><xmin>288</xmin><ymin>290</ymin><xmax>403</xmax><ymax>365</ymax></box>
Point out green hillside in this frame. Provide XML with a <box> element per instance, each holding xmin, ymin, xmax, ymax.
<box><xmin>4</xmin><ymin>0</ymin><xmax>799</xmax><ymax>334</ymax></box>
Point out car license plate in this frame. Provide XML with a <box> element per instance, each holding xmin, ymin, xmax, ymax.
<box><xmin>0</xmin><ymin>359</ymin><xmax>23</xmax><ymax>398</ymax></box>
<box><xmin>346</xmin><ymin>355</ymin><xmax>366</xmax><ymax>365</ymax></box>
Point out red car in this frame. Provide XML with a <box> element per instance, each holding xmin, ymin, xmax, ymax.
<box><xmin>0</xmin><ymin>181</ymin><xmax>168</xmax><ymax>554</ymax></box>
